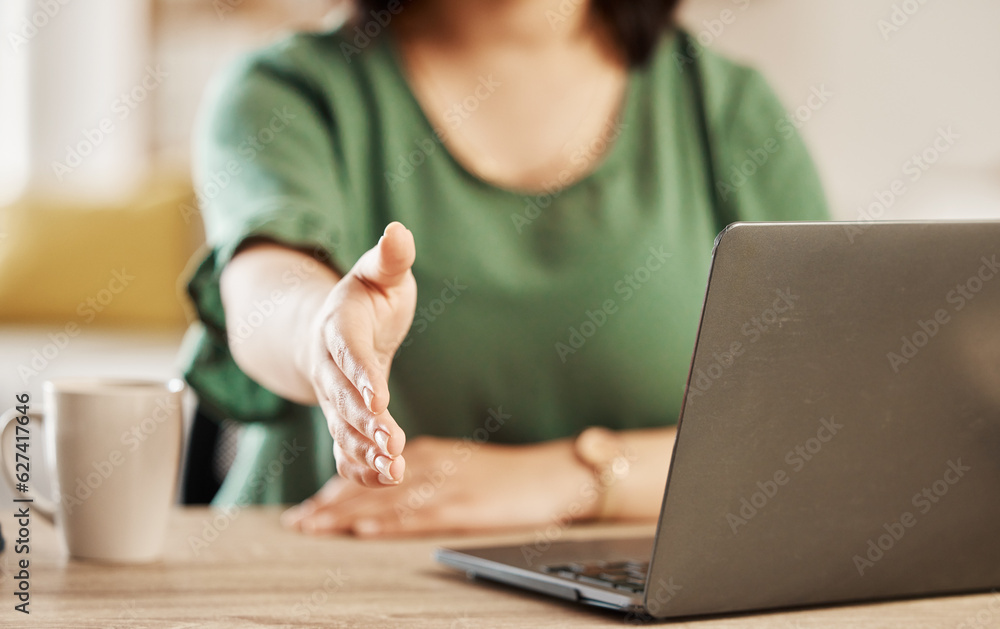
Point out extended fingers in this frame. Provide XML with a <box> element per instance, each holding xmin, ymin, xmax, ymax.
<box><xmin>330</xmin><ymin>425</ymin><xmax>405</xmax><ymax>488</ymax></box>
<box><xmin>323</xmin><ymin>313</ymin><xmax>392</xmax><ymax>416</ymax></box>
<box><xmin>313</xmin><ymin>354</ymin><xmax>405</xmax><ymax>456</ymax></box>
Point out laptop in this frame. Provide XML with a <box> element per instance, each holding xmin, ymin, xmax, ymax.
<box><xmin>435</xmin><ymin>220</ymin><xmax>1000</xmax><ymax>620</ymax></box>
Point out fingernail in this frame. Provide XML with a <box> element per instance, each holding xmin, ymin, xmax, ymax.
<box><xmin>374</xmin><ymin>429</ymin><xmax>390</xmax><ymax>454</ymax></box>
<box><xmin>362</xmin><ymin>387</ymin><xmax>374</xmax><ymax>412</ymax></box>
<box><xmin>377</xmin><ymin>473</ymin><xmax>398</xmax><ymax>485</ymax></box>
<box><xmin>355</xmin><ymin>518</ymin><xmax>381</xmax><ymax>535</ymax></box>
<box><xmin>374</xmin><ymin>454</ymin><xmax>393</xmax><ymax>479</ymax></box>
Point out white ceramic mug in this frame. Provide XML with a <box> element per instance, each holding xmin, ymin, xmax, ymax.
<box><xmin>0</xmin><ymin>378</ymin><xmax>185</xmax><ymax>562</ymax></box>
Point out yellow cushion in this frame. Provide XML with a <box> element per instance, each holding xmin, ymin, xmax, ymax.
<box><xmin>0</xmin><ymin>178</ymin><xmax>202</xmax><ymax>328</ymax></box>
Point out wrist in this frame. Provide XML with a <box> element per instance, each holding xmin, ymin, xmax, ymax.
<box><xmin>571</xmin><ymin>427</ymin><xmax>634</xmax><ymax>520</ymax></box>
<box><xmin>612</xmin><ymin>428</ymin><xmax>675</xmax><ymax>520</ymax></box>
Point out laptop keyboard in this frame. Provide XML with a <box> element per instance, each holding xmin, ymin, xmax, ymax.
<box><xmin>540</xmin><ymin>560</ymin><xmax>649</xmax><ymax>593</ymax></box>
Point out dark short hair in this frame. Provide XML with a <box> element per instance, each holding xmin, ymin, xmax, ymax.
<box><xmin>353</xmin><ymin>0</ymin><xmax>681</xmax><ymax>67</ymax></box>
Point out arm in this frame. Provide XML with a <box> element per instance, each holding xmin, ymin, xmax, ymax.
<box><xmin>221</xmin><ymin>241</ymin><xmax>339</xmax><ymax>405</ymax></box>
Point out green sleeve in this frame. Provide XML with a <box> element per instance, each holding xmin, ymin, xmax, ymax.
<box><xmin>194</xmin><ymin>41</ymin><xmax>353</xmax><ymax>270</ymax></box>
<box><xmin>183</xmin><ymin>40</ymin><xmax>350</xmax><ymax>426</ymax></box>
<box><xmin>703</xmin><ymin>59</ymin><xmax>831</xmax><ymax>223</ymax></box>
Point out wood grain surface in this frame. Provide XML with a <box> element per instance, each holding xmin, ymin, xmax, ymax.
<box><xmin>0</xmin><ymin>507</ymin><xmax>996</xmax><ymax>628</ymax></box>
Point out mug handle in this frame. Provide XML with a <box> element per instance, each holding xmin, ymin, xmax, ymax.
<box><xmin>0</xmin><ymin>407</ymin><xmax>56</xmax><ymax>521</ymax></box>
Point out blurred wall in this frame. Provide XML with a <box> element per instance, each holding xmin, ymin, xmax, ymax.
<box><xmin>677</xmin><ymin>0</ymin><xmax>1000</xmax><ymax>220</ymax></box>
<box><xmin>150</xmin><ymin>0</ymin><xmax>348</xmax><ymax>173</ymax></box>
<box><xmin>2</xmin><ymin>0</ymin><xmax>998</xmax><ymax>219</ymax></box>
<box><xmin>0</xmin><ymin>0</ymin><xmax>152</xmax><ymax>206</ymax></box>
<box><xmin>0</xmin><ymin>0</ymin><xmax>343</xmax><ymax>327</ymax></box>
<box><xmin>147</xmin><ymin>0</ymin><xmax>1000</xmax><ymax>220</ymax></box>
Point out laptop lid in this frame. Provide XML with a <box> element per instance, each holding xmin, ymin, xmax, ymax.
<box><xmin>645</xmin><ymin>221</ymin><xmax>1000</xmax><ymax>618</ymax></box>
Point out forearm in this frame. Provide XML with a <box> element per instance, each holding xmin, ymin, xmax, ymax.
<box><xmin>219</xmin><ymin>241</ymin><xmax>340</xmax><ymax>404</ymax></box>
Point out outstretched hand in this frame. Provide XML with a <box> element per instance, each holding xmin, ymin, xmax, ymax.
<box><xmin>303</xmin><ymin>222</ymin><xmax>417</xmax><ymax>487</ymax></box>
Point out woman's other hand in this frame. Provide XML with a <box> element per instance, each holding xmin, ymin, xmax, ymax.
<box><xmin>280</xmin><ymin>436</ymin><xmax>602</xmax><ymax>537</ymax></box>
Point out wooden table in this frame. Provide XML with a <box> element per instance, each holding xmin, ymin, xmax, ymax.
<box><xmin>1</xmin><ymin>507</ymin><xmax>997</xmax><ymax>627</ymax></box>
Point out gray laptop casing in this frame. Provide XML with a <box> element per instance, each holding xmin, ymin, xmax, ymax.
<box><xmin>436</xmin><ymin>221</ymin><xmax>1000</xmax><ymax>619</ymax></box>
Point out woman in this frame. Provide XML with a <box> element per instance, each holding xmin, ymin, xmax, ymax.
<box><xmin>182</xmin><ymin>0</ymin><xmax>828</xmax><ymax>536</ymax></box>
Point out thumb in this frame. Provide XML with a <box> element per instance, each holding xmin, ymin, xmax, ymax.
<box><xmin>350</xmin><ymin>222</ymin><xmax>415</xmax><ymax>291</ymax></box>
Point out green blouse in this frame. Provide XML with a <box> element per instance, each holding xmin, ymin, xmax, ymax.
<box><xmin>180</xmin><ymin>27</ymin><xmax>830</xmax><ymax>507</ymax></box>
